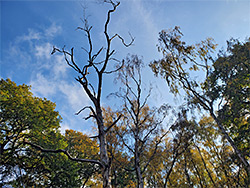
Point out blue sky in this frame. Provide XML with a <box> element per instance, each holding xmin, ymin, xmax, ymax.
<box><xmin>1</xmin><ymin>0</ymin><xmax>250</xmax><ymax>134</ymax></box>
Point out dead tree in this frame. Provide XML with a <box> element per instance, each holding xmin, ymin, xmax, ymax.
<box><xmin>27</xmin><ymin>1</ymin><xmax>134</xmax><ymax>187</ymax></box>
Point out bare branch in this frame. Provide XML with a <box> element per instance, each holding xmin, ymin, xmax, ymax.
<box><xmin>103</xmin><ymin>61</ymin><xmax>124</xmax><ymax>74</ymax></box>
<box><xmin>81</xmin><ymin>47</ymin><xmax>89</xmax><ymax>54</ymax></box>
<box><xmin>115</xmin><ymin>128</ymin><xmax>135</xmax><ymax>154</ymax></box>
<box><xmin>89</xmin><ymin>135</ymin><xmax>99</xmax><ymax>139</ymax></box>
<box><xmin>51</xmin><ymin>46</ymin><xmax>82</xmax><ymax>74</ymax></box>
<box><xmin>110</xmin><ymin>33</ymin><xmax>135</xmax><ymax>47</ymax></box>
<box><xmin>24</xmin><ymin>141</ymin><xmax>103</xmax><ymax>167</ymax></box>
<box><xmin>142</xmin><ymin>130</ymin><xmax>169</xmax><ymax>174</ymax></box>
<box><xmin>139</xmin><ymin>86</ymin><xmax>152</xmax><ymax>111</ymax></box>
<box><xmin>84</xmin><ymin>114</ymin><xmax>96</xmax><ymax>120</ymax></box>
<box><xmin>105</xmin><ymin>114</ymin><xmax>122</xmax><ymax>133</ymax></box>
<box><xmin>70</xmin><ymin>47</ymin><xmax>82</xmax><ymax>74</ymax></box>
<box><xmin>75</xmin><ymin>106</ymin><xmax>96</xmax><ymax>117</ymax></box>
<box><xmin>88</xmin><ymin>83</ymin><xmax>96</xmax><ymax>97</ymax></box>
<box><xmin>93</xmin><ymin>47</ymin><xmax>104</xmax><ymax>61</ymax></box>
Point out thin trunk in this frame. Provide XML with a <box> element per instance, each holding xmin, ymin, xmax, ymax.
<box><xmin>184</xmin><ymin>154</ymin><xmax>192</xmax><ymax>187</ymax></box>
<box><xmin>210</xmin><ymin>112</ymin><xmax>250</xmax><ymax>178</ymax></box>
<box><xmin>135</xmin><ymin>135</ymin><xmax>143</xmax><ymax>188</ymax></box>
<box><xmin>190</xmin><ymin>158</ymin><xmax>204</xmax><ymax>188</ymax></box>
<box><xmin>195</xmin><ymin>145</ymin><xmax>216</xmax><ymax>187</ymax></box>
<box><xmin>164</xmin><ymin>154</ymin><xmax>178</xmax><ymax>188</ymax></box>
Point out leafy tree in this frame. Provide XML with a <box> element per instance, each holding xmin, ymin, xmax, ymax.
<box><xmin>112</xmin><ymin>55</ymin><xmax>169</xmax><ymax>188</ymax></box>
<box><xmin>0</xmin><ymin>79</ymin><xmax>105</xmax><ymax>187</ymax></box>
<box><xmin>197</xmin><ymin>116</ymin><xmax>248</xmax><ymax>187</ymax></box>
<box><xmin>0</xmin><ymin>78</ymin><xmax>65</xmax><ymax>186</ymax></box>
<box><xmin>153</xmin><ymin>113</ymin><xmax>247</xmax><ymax>187</ymax></box>
<box><xmin>206</xmin><ymin>39</ymin><xmax>250</xmax><ymax>166</ymax></box>
<box><xmin>150</xmin><ymin>27</ymin><xmax>250</xmax><ymax>177</ymax></box>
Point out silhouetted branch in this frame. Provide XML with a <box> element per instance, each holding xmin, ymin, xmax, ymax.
<box><xmin>105</xmin><ymin>114</ymin><xmax>122</xmax><ymax>133</ymax></box>
<box><xmin>75</xmin><ymin>106</ymin><xmax>96</xmax><ymax>117</ymax></box>
<box><xmin>24</xmin><ymin>141</ymin><xmax>103</xmax><ymax>167</ymax></box>
<box><xmin>111</xmin><ymin>33</ymin><xmax>135</xmax><ymax>47</ymax></box>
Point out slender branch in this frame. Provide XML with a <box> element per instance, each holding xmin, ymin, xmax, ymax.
<box><xmin>110</xmin><ymin>33</ymin><xmax>135</xmax><ymax>47</ymax></box>
<box><xmin>105</xmin><ymin>114</ymin><xmax>122</xmax><ymax>133</ymax></box>
<box><xmin>103</xmin><ymin>61</ymin><xmax>124</xmax><ymax>74</ymax></box>
<box><xmin>84</xmin><ymin>114</ymin><xmax>96</xmax><ymax>120</ymax></box>
<box><xmin>75</xmin><ymin>106</ymin><xmax>96</xmax><ymax>117</ymax></box>
<box><xmin>88</xmin><ymin>83</ymin><xmax>96</xmax><ymax>97</ymax></box>
<box><xmin>24</xmin><ymin>141</ymin><xmax>103</xmax><ymax>167</ymax></box>
<box><xmin>141</xmin><ymin>130</ymin><xmax>169</xmax><ymax>174</ymax></box>
<box><xmin>90</xmin><ymin>135</ymin><xmax>99</xmax><ymax>139</ymax></box>
<box><xmin>115</xmin><ymin>128</ymin><xmax>135</xmax><ymax>154</ymax></box>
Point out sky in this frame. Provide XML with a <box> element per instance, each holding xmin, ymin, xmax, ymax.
<box><xmin>1</xmin><ymin>0</ymin><xmax>250</xmax><ymax>135</ymax></box>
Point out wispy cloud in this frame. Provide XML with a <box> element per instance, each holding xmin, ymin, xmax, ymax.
<box><xmin>16</xmin><ymin>29</ymin><xmax>42</xmax><ymax>43</ymax></box>
<box><xmin>59</xmin><ymin>83</ymin><xmax>89</xmax><ymax>112</ymax></box>
<box><xmin>131</xmin><ymin>0</ymin><xmax>159</xmax><ymax>39</ymax></box>
<box><xmin>44</xmin><ymin>23</ymin><xmax>62</xmax><ymax>38</ymax></box>
<box><xmin>3</xmin><ymin>22</ymin><xmax>91</xmax><ymax>133</ymax></box>
<box><xmin>30</xmin><ymin>73</ymin><xmax>57</xmax><ymax>97</ymax></box>
<box><xmin>35</xmin><ymin>42</ymin><xmax>53</xmax><ymax>59</ymax></box>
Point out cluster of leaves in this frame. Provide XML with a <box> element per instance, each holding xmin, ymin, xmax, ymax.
<box><xmin>150</xmin><ymin>26</ymin><xmax>250</xmax><ymax>185</ymax></box>
<box><xmin>0</xmin><ymin>79</ymin><xmax>99</xmax><ymax>187</ymax></box>
<box><xmin>207</xmin><ymin>39</ymin><xmax>250</xmax><ymax>157</ymax></box>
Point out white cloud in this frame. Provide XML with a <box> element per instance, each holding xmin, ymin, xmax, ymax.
<box><xmin>15</xmin><ymin>22</ymin><xmax>61</xmax><ymax>45</ymax></box>
<box><xmin>35</xmin><ymin>42</ymin><xmax>52</xmax><ymax>59</ymax></box>
<box><xmin>7</xmin><ymin>43</ymin><xmax>33</xmax><ymax>67</ymax></box>
<box><xmin>4</xmin><ymin>21</ymin><xmax>94</xmax><ymax>132</ymax></box>
<box><xmin>59</xmin><ymin>82</ymin><xmax>89</xmax><ymax>112</ymax></box>
<box><xmin>16</xmin><ymin>29</ymin><xmax>42</xmax><ymax>42</ymax></box>
<box><xmin>30</xmin><ymin>73</ymin><xmax>57</xmax><ymax>97</ymax></box>
<box><xmin>45</xmin><ymin>23</ymin><xmax>62</xmax><ymax>37</ymax></box>
<box><xmin>33</xmin><ymin>42</ymin><xmax>69</xmax><ymax>78</ymax></box>
<box><xmin>53</xmin><ymin>55</ymin><xmax>69</xmax><ymax>79</ymax></box>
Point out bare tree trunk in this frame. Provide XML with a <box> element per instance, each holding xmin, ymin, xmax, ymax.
<box><xmin>97</xmin><ymin>109</ymin><xmax>111</xmax><ymax>187</ymax></box>
<box><xmin>190</xmin><ymin>158</ymin><xmax>204</xmax><ymax>188</ymax></box>
<box><xmin>135</xmin><ymin>136</ymin><xmax>143</xmax><ymax>188</ymax></box>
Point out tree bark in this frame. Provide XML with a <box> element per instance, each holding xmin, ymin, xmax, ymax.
<box><xmin>210</xmin><ymin>111</ymin><xmax>250</xmax><ymax>177</ymax></box>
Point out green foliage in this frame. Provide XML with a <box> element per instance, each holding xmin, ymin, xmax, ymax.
<box><xmin>0</xmin><ymin>79</ymin><xmax>98</xmax><ymax>187</ymax></box>
<box><xmin>206</xmin><ymin>39</ymin><xmax>250</xmax><ymax>159</ymax></box>
<box><xmin>150</xmin><ymin>26</ymin><xmax>250</xmax><ymax>185</ymax></box>
<box><xmin>0</xmin><ymin>78</ymin><xmax>63</xmax><ymax>186</ymax></box>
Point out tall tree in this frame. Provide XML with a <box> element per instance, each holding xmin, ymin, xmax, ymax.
<box><xmin>112</xmin><ymin>55</ymin><xmax>168</xmax><ymax>188</ymax></box>
<box><xmin>150</xmin><ymin>27</ymin><xmax>250</xmax><ymax>177</ymax></box>
<box><xmin>50</xmin><ymin>1</ymin><xmax>134</xmax><ymax>187</ymax></box>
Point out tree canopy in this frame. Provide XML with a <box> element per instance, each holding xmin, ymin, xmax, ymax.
<box><xmin>1</xmin><ymin>1</ymin><xmax>249</xmax><ymax>187</ymax></box>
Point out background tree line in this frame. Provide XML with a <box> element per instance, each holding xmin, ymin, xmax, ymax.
<box><xmin>1</xmin><ymin>1</ymin><xmax>249</xmax><ymax>187</ymax></box>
